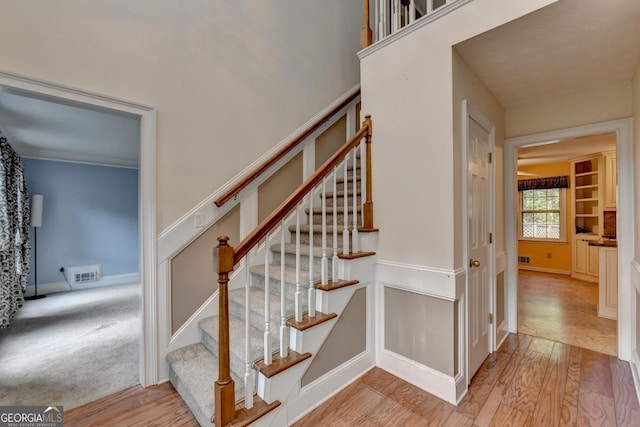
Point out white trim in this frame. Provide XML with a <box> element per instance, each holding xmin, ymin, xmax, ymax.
<box><xmin>22</xmin><ymin>273</ymin><xmax>141</xmax><ymax>296</ymax></box>
<box><xmin>496</xmin><ymin>250</ymin><xmax>507</xmax><ymax>274</ymax></box>
<box><xmin>505</xmin><ymin>118</ymin><xmax>634</xmax><ymax>361</ymax></box>
<box><xmin>518</xmin><ymin>266</ymin><xmax>571</xmax><ymax>275</ymax></box>
<box><xmin>376</xmin><ymin>260</ymin><xmax>465</xmax><ymax>301</ymax></box>
<box><xmin>0</xmin><ymin>69</ymin><xmax>157</xmax><ymax>386</ymax></box>
<box><xmin>20</xmin><ymin>155</ymin><xmax>139</xmax><ymax>170</ymax></box>
<box><xmin>286</xmin><ymin>351</ymin><xmax>375</xmax><ymax>425</ymax></box>
<box><xmin>462</xmin><ymin>100</ymin><xmax>496</xmax><ymax>383</ymax></box>
<box><xmin>357</xmin><ymin>0</ymin><xmax>474</xmax><ymax>59</ymax></box>
<box><xmin>378</xmin><ymin>348</ymin><xmax>459</xmax><ymax>404</ymax></box>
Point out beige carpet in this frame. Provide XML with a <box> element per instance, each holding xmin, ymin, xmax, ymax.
<box><xmin>0</xmin><ymin>282</ymin><xmax>140</xmax><ymax>410</ymax></box>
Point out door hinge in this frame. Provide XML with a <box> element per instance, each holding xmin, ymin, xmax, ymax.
<box><xmin>489</xmin><ymin>313</ymin><xmax>494</xmax><ymax>324</ymax></box>
<box><xmin>489</xmin><ymin>232</ymin><xmax>493</xmax><ymax>244</ymax></box>
<box><xmin>488</xmin><ymin>152</ymin><xmax>493</xmax><ymax>164</ymax></box>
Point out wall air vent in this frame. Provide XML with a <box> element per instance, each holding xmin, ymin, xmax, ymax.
<box><xmin>67</xmin><ymin>264</ymin><xmax>102</xmax><ymax>284</ymax></box>
<box><xmin>518</xmin><ymin>256</ymin><xmax>530</xmax><ymax>264</ymax></box>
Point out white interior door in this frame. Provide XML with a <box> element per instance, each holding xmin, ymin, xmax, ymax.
<box><xmin>467</xmin><ymin>111</ymin><xmax>492</xmax><ymax>380</ymax></box>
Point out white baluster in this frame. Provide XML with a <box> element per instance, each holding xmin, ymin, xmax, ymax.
<box><xmin>352</xmin><ymin>147</ymin><xmax>359</xmax><ymax>253</ymax></box>
<box><xmin>409</xmin><ymin>0</ymin><xmax>416</xmax><ymax>24</ymax></box>
<box><xmin>279</xmin><ymin>219</ymin><xmax>287</xmax><ymax>357</ymax></box>
<box><xmin>308</xmin><ymin>191</ymin><xmax>316</xmax><ymax>318</ymax></box>
<box><xmin>392</xmin><ymin>0</ymin><xmax>400</xmax><ymax>33</ymax></box>
<box><xmin>332</xmin><ymin>166</ymin><xmax>339</xmax><ymax>281</ymax></box>
<box><xmin>343</xmin><ymin>155</ymin><xmax>350</xmax><ymax>255</ymax></box>
<box><xmin>263</xmin><ymin>235</ymin><xmax>272</xmax><ymax>365</ymax></box>
<box><xmin>321</xmin><ymin>176</ymin><xmax>329</xmax><ymax>286</ymax></box>
<box><xmin>295</xmin><ymin>203</ymin><xmax>303</xmax><ymax>322</ymax></box>
<box><xmin>244</xmin><ymin>257</ymin><xmax>254</xmax><ymax>408</ymax></box>
<box><xmin>428</xmin><ymin>0</ymin><xmax>434</xmax><ymax>14</ymax></box>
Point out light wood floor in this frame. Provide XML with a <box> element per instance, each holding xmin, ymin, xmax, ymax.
<box><xmin>64</xmin><ymin>334</ymin><xmax>640</xmax><ymax>426</ymax></box>
<box><xmin>518</xmin><ymin>270</ymin><xmax>617</xmax><ymax>356</ymax></box>
<box><xmin>295</xmin><ymin>334</ymin><xmax>640</xmax><ymax>426</ymax></box>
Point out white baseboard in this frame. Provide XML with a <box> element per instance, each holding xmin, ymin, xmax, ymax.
<box><xmin>518</xmin><ymin>266</ymin><xmax>571</xmax><ymax>275</ymax></box>
<box><xmin>23</xmin><ymin>273</ymin><xmax>140</xmax><ymax>297</ymax></box>
<box><xmin>631</xmin><ymin>349</ymin><xmax>640</xmax><ymax>407</ymax></box>
<box><xmin>286</xmin><ymin>350</ymin><xmax>375</xmax><ymax>425</ymax></box>
<box><xmin>377</xmin><ymin>348</ymin><xmax>458</xmax><ymax>404</ymax></box>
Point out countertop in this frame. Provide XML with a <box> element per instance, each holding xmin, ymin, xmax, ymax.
<box><xmin>588</xmin><ymin>240</ymin><xmax>617</xmax><ymax>248</ymax></box>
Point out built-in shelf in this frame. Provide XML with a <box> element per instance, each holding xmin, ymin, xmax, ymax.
<box><xmin>576</xmin><ymin>198</ymin><xmax>598</xmax><ymax>202</ymax></box>
<box><xmin>576</xmin><ymin>214</ymin><xmax>598</xmax><ymax>218</ymax></box>
<box><xmin>576</xmin><ymin>184</ymin><xmax>598</xmax><ymax>190</ymax></box>
<box><xmin>576</xmin><ymin>171</ymin><xmax>598</xmax><ymax>177</ymax></box>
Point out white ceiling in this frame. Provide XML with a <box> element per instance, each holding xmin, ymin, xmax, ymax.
<box><xmin>0</xmin><ymin>86</ymin><xmax>140</xmax><ymax>168</ymax></box>
<box><xmin>517</xmin><ymin>132</ymin><xmax>616</xmax><ymax>166</ymax></box>
<box><xmin>455</xmin><ymin>0</ymin><xmax>640</xmax><ymax>109</ymax></box>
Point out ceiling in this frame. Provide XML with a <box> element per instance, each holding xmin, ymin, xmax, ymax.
<box><xmin>455</xmin><ymin>0</ymin><xmax>640</xmax><ymax>109</ymax></box>
<box><xmin>517</xmin><ymin>132</ymin><xmax>616</xmax><ymax>167</ymax></box>
<box><xmin>0</xmin><ymin>86</ymin><xmax>140</xmax><ymax>168</ymax></box>
<box><xmin>1</xmin><ymin>0</ymin><xmax>639</xmax><ymax>169</ymax></box>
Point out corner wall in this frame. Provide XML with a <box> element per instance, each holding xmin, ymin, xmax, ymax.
<box><xmin>632</xmin><ymin>56</ymin><xmax>640</xmax><ymax>372</ymax></box>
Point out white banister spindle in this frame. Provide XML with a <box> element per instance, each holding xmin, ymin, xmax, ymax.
<box><xmin>392</xmin><ymin>0</ymin><xmax>400</xmax><ymax>33</ymax></box>
<box><xmin>332</xmin><ymin>167</ymin><xmax>339</xmax><ymax>281</ymax></box>
<box><xmin>352</xmin><ymin>147</ymin><xmax>360</xmax><ymax>253</ymax></box>
<box><xmin>263</xmin><ymin>236</ymin><xmax>272</xmax><ymax>365</ymax></box>
<box><xmin>308</xmin><ymin>191</ymin><xmax>316</xmax><ymax>318</ymax></box>
<box><xmin>244</xmin><ymin>258</ymin><xmax>254</xmax><ymax>408</ymax></box>
<box><xmin>409</xmin><ymin>0</ymin><xmax>416</xmax><ymax>24</ymax></box>
<box><xmin>295</xmin><ymin>203</ymin><xmax>303</xmax><ymax>322</ymax></box>
<box><xmin>321</xmin><ymin>176</ymin><xmax>329</xmax><ymax>286</ymax></box>
<box><xmin>343</xmin><ymin>155</ymin><xmax>350</xmax><ymax>255</ymax></box>
<box><xmin>279</xmin><ymin>219</ymin><xmax>287</xmax><ymax>357</ymax></box>
<box><xmin>428</xmin><ymin>0</ymin><xmax>434</xmax><ymax>13</ymax></box>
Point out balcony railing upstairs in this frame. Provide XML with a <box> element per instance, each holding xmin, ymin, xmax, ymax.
<box><xmin>361</xmin><ymin>0</ymin><xmax>465</xmax><ymax>49</ymax></box>
<box><xmin>214</xmin><ymin>117</ymin><xmax>373</xmax><ymax>426</ymax></box>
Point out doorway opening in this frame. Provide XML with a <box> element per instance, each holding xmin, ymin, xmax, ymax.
<box><xmin>504</xmin><ymin>118</ymin><xmax>633</xmax><ymax>362</ymax></box>
<box><xmin>0</xmin><ymin>70</ymin><xmax>157</xmax><ymax>391</ymax></box>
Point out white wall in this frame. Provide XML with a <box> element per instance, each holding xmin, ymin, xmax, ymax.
<box><xmin>506</xmin><ymin>81</ymin><xmax>633</xmax><ymax>138</ymax></box>
<box><xmin>633</xmin><ymin>55</ymin><xmax>640</xmax><ymax>362</ymax></box>
<box><xmin>360</xmin><ymin>0</ymin><xmax>555</xmax><ymax>270</ymax></box>
<box><xmin>0</xmin><ymin>0</ymin><xmax>362</xmax><ymax>232</ymax></box>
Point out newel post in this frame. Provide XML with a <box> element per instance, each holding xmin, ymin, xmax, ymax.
<box><xmin>361</xmin><ymin>0</ymin><xmax>373</xmax><ymax>49</ymax></box>
<box><xmin>214</xmin><ymin>236</ymin><xmax>235</xmax><ymax>427</ymax></box>
<box><xmin>363</xmin><ymin>115</ymin><xmax>374</xmax><ymax>229</ymax></box>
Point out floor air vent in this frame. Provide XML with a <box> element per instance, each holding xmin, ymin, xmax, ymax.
<box><xmin>518</xmin><ymin>256</ymin><xmax>530</xmax><ymax>264</ymax></box>
<box><xmin>67</xmin><ymin>264</ymin><xmax>102</xmax><ymax>284</ymax></box>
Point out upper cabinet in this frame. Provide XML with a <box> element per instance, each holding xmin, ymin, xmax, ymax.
<box><xmin>603</xmin><ymin>151</ymin><xmax>617</xmax><ymax>209</ymax></box>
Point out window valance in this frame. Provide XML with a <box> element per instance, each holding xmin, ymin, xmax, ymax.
<box><xmin>518</xmin><ymin>175</ymin><xmax>569</xmax><ymax>191</ymax></box>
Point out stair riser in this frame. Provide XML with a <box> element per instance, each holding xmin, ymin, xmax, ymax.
<box><xmin>294</xmin><ymin>230</ymin><xmax>352</xmax><ymax>247</ymax></box>
<box><xmin>322</xmin><ymin>195</ymin><xmax>362</xmax><ymax>208</ymax></box>
<box><xmin>309</xmin><ymin>211</ymin><xmax>362</xmax><ymax>226</ymax></box>
<box><xmin>271</xmin><ymin>251</ymin><xmax>329</xmax><ymax>276</ymax></box>
<box><xmin>228</xmin><ymin>294</ymin><xmax>284</xmax><ymax>335</ymax></box>
<box><xmin>250</xmin><ymin>272</ymin><xmax>315</xmax><ymax>302</ymax></box>
<box><xmin>335</xmin><ymin>180</ymin><xmax>360</xmax><ymax>192</ymax></box>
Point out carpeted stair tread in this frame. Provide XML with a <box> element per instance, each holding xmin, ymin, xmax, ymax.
<box><xmin>250</xmin><ymin>263</ymin><xmax>322</xmax><ymax>283</ymax></box>
<box><xmin>305</xmin><ymin>206</ymin><xmax>361</xmax><ymax>215</ymax></box>
<box><xmin>228</xmin><ymin>287</ymin><xmax>304</xmax><ymax>333</ymax></box>
<box><xmin>167</xmin><ymin>342</ymin><xmax>244</xmax><ymax>427</ymax></box>
<box><xmin>270</xmin><ymin>243</ymin><xmax>334</xmax><ymax>258</ymax></box>
<box><xmin>199</xmin><ymin>315</ymin><xmax>277</xmax><ymax>378</ymax></box>
<box><xmin>322</xmin><ymin>190</ymin><xmax>361</xmax><ymax>198</ymax></box>
<box><xmin>289</xmin><ymin>224</ymin><xmax>357</xmax><ymax>234</ymax></box>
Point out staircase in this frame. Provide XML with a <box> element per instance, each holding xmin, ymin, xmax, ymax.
<box><xmin>166</xmin><ymin>118</ymin><xmax>374</xmax><ymax>426</ymax></box>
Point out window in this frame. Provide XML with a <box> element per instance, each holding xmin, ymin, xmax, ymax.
<box><xmin>518</xmin><ymin>188</ymin><xmax>566</xmax><ymax>242</ymax></box>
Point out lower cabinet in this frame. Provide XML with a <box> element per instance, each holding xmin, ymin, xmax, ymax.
<box><xmin>572</xmin><ymin>235</ymin><xmax>599</xmax><ymax>283</ymax></box>
<box><xmin>598</xmin><ymin>246</ymin><xmax>618</xmax><ymax>319</ymax></box>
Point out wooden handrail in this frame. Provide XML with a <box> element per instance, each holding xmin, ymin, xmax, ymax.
<box><xmin>214</xmin><ymin>89</ymin><xmax>361</xmax><ymax>208</ymax></box>
<box><xmin>361</xmin><ymin>0</ymin><xmax>373</xmax><ymax>49</ymax></box>
<box><xmin>215</xmin><ymin>116</ymin><xmax>373</xmax><ymax>425</ymax></box>
<box><xmin>233</xmin><ymin>117</ymin><xmax>371</xmax><ymax>264</ymax></box>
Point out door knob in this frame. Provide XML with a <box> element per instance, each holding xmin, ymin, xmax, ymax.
<box><xmin>469</xmin><ymin>259</ymin><xmax>481</xmax><ymax>268</ymax></box>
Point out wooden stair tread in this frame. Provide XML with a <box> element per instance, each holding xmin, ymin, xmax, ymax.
<box><xmin>225</xmin><ymin>395</ymin><xmax>281</xmax><ymax>427</ymax></box>
<box><xmin>286</xmin><ymin>311</ymin><xmax>337</xmax><ymax>331</ymax></box>
<box><xmin>358</xmin><ymin>227</ymin><xmax>379</xmax><ymax>233</ymax></box>
<box><xmin>315</xmin><ymin>279</ymin><xmax>359</xmax><ymax>292</ymax></box>
<box><xmin>254</xmin><ymin>350</ymin><xmax>312</xmax><ymax>378</ymax></box>
<box><xmin>338</xmin><ymin>251</ymin><xmax>376</xmax><ymax>260</ymax></box>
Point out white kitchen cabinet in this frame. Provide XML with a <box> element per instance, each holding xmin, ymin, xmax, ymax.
<box><xmin>603</xmin><ymin>152</ymin><xmax>617</xmax><ymax>209</ymax></box>
<box><xmin>572</xmin><ymin>235</ymin><xmax>599</xmax><ymax>283</ymax></box>
<box><xmin>598</xmin><ymin>246</ymin><xmax>617</xmax><ymax>319</ymax></box>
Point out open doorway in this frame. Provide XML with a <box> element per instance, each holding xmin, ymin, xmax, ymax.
<box><xmin>0</xmin><ymin>71</ymin><xmax>157</xmax><ymax>404</ymax></box>
<box><xmin>515</xmin><ymin>133</ymin><xmax>617</xmax><ymax>355</ymax></box>
<box><xmin>504</xmin><ymin>118</ymin><xmax>633</xmax><ymax>361</ymax></box>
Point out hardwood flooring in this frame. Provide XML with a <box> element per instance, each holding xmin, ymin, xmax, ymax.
<box><xmin>63</xmin><ymin>334</ymin><xmax>639</xmax><ymax>426</ymax></box>
<box><xmin>295</xmin><ymin>334</ymin><xmax>640</xmax><ymax>426</ymax></box>
<box><xmin>518</xmin><ymin>270</ymin><xmax>617</xmax><ymax>356</ymax></box>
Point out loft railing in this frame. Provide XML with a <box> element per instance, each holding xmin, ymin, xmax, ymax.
<box><xmin>361</xmin><ymin>0</ymin><xmax>461</xmax><ymax>48</ymax></box>
<box><xmin>214</xmin><ymin>116</ymin><xmax>373</xmax><ymax>426</ymax></box>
